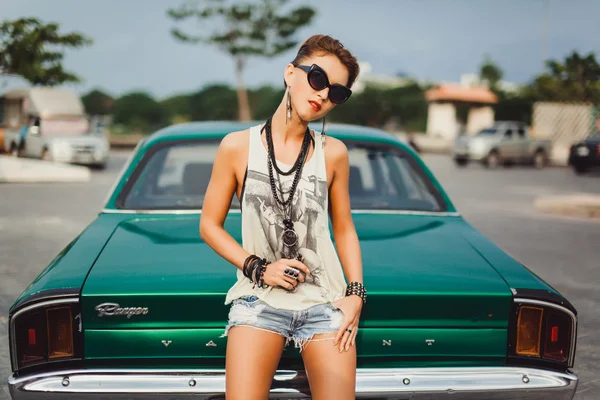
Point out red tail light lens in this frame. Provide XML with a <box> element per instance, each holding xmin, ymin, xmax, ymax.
<box><xmin>15</xmin><ymin>310</ymin><xmax>46</xmax><ymax>367</ymax></box>
<box><xmin>12</xmin><ymin>301</ymin><xmax>81</xmax><ymax>371</ymax></box>
<box><xmin>46</xmin><ymin>307</ymin><xmax>74</xmax><ymax>359</ymax></box>
<box><xmin>543</xmin><ymin>309</ymin><xmax>572</xmax><ymax>362</ymax></box>
<box><xmin>28</xmin><ymin>329</ymin><xmax>36</xmax><ymax>345</ymax></box>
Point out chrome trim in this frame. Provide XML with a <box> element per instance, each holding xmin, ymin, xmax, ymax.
<box><xmin>10</xmin><ymin>298</ymin><xmax>79</xmax><ymax>372</ymax></box>
<box><xmin>8</xmin><ymin>367</ymin><xmax>578</xmax><ymax>399</ymax></box>
<box><xmin>100</xmin><ymin>208</ymin><xmax>460</xmax><ymax>217</ymax></box>
<box><xmin>514</xmin><ymin>298</ymin><xmax>578</xmax><ymax>367</ymax></box>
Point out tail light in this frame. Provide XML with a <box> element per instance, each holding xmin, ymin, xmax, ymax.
<box><xmin>512</xmin><ymin>300</ymin><xmax>576</xmax><ymax>366</ymax></box>
<box><xmin>543</xmin><ymin>309</ymin><xmax>572</xmax><ymax>362</ymax></box>
<box><xmin>47</xmin><ymin>307</ymin><xmax>74</xmax><ymax>359</ymax></box>
<box><xmin>516</xmin><ymin>306</ymin><xmax>543</xmax><ymax>356</ymax></box>
<box><xmin>11</xmin><ymin>299</ymin><xmax>82</xmax><ymax>371</ymax></box>
<box><xmin>15</xmin><ymin>309</ymin><xmax>46</xmax><ymax>366</ymax></box>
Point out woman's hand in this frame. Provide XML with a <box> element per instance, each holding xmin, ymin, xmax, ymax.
<box><xmin>262</xmin><ymin>259</ymin><xmax>311</xmax><ymax>290</ymax></box>
<box><xmin>333</xmin><ymin>295</ymin><xmax>363</xmax><ymax>352</ymax></box>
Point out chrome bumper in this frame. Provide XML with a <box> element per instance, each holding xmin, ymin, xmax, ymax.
<box><xmin>9</xmin><ymin>367</ymin><xmax>578</xmax><ymax>399</ymax></box>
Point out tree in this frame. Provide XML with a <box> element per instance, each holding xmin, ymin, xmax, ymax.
<box><xmin>82</xmin><ymin>89</ymin><xmax>114</xmax><ymax>116</ymax></box>
<box><xmin>161</xmin><ymin>94</ymin><xmax>193</xmax><ymax>124</ymax></box>
<box><xmin>526</xmin><ymin>51</ymin><xmax>600</xmax><ymax>103</ymax></box>
<box><xmin>327</xmin><ymin>82</ymin><xmax>429</xmax><ymax>131</ymax></box>
<box><xmin>189</xmin><ymin>84</ymin><xmax>238</xmax><ymax>121</ymax></box>
<box><xmin>248</xmin><ymin>85</ymin><xmax>285</xmax><ymax>120</ymax></box>
<box><xmin>479</xmin><ymin>54</ymin><xmax>503</xmax><ymax>93</ymax></box>
<box><xmin>0</xmin><ymin>17</ymin><xmax>92</xmax><ymax>85</ymax></box>
<box><xmin>111</xmin><ymin>92</ymin><xmax>166</xmax><ymax>133</ymax></box>
<box><xmin>384</xmin><ymin>83</ymin><xmax>428</xmax><ymax>131</ymax></box>
<box><xmin>167</xmin><ymin>0</ymin><xmax>316</xmax><ymax>121</ymax></box>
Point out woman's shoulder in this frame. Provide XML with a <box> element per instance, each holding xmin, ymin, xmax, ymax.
<box><xmin>219</xmin><ymin>128</ymin><xmax>251</xmax><ymax>155</ymax></box>
<box><xmin>323</xmin><ymin>135</ymin><xmax>348</xmax><ymax>161</ymax></box>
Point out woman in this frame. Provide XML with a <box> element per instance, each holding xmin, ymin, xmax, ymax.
<box><xmin>200</xmin><ymin>34</ymin><xmax>365</xmax><ymax>400</ymax></box>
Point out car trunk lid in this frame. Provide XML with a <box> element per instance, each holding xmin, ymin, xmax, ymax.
<box><xmin>82</xmin><ymin>214</ymin><xmax>511</xmax><ymax>365</ymax></box>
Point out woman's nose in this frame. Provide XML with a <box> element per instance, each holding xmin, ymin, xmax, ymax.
<box><xmin>317</xmin><ymin>87</ymin><xmax>329</xmax><ymax>100</ymax></box>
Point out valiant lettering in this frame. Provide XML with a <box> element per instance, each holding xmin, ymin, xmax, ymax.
<box><xmin>95</xmin><ymin>303</ymin><xmax>149</xmax><ymax>319</ymax></box>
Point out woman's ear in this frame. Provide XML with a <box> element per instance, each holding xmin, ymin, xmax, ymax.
<box><xmin>284</xmin><ymin>63</ymin><xmax>295</xmax><ymax>87</ymax></box>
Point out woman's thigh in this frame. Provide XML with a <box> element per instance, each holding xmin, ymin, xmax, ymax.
<box><xmin>301</xmin><ymin>332</ymin><xmax>357</xmax><ymax>400</ymax></box>
<box><xmin>225</xmin><ymin>325</ymin><xmax>286</xmax><ymax>400</ymax></box>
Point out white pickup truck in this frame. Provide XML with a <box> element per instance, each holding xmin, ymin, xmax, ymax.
<box><xmin>2</xmin><ymin>87</ymin><xmax>109</xmax><ymax>169</ymax></box>
<box><xmin>452</xmin><ymin>121</ymin><xmax>552</xmax><ymax>169</ymax></box>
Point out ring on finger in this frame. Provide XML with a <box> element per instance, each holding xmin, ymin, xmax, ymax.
<box><xmin>284</xmin><ymin>268</ymin><xmax>299</xmax><ymax>279</ymax></box>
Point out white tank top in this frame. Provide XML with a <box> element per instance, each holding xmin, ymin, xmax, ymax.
<box><xmin>224</xmin><ymin>123</ymin><xmax>347</xmax><ymax>310</ymax></box>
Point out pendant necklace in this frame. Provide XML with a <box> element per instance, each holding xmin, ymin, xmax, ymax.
<box><xmin>262</xmin><ymin>116</ymin><xmax>311</xmax><ymax>260</ymax></box>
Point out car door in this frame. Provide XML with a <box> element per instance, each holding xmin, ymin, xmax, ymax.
<box><xmin>498</xmin><ymin>128</ymin><xmax>515</xmax><ymax>159</ymax></box>
<box><xmin>514</xmin><ymin>127</ymin><xmax>530</xmax><ymax>162</ymax></box>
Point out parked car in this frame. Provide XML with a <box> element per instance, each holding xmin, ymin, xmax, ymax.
<box><xmin>453</xmin><ymin>121</ymin><xmax>552</xmax><ymax>169</ymax></box>
<box><xmin>568</xmin><ymin>133</ymin><xmax>600</xmax><ymax>175</ymax></box>
<box><xmin>7</xmin><ymin>121</ymin><xmax>578</xmax><ymax>399</ymax></box>
<box><xmin>2</xmin><ymin>87</ymin><xmax>109</xmax><ymax>169</ymax></box>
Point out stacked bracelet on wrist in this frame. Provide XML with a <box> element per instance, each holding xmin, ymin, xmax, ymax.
<box><xmin>243</xmin><ymin>255</ymin><xmax>269</xmax><ymax>289</ymax></box>
<box><xmin>345</xmin><ymin>281</ymin><xmax>367</xmax><ymax>303</ymax></box>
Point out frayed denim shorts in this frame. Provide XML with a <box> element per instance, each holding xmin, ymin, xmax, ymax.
<box><xmin>221</xmin><ymin>295</ymin><xmax>344</xmax><ymax>352</ymax></box>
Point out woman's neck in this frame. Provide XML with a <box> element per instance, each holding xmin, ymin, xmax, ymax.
<box><xmin>269</xmin><ymin>100</ymin><xmax>309</xmax><ymax>144</ymax></box>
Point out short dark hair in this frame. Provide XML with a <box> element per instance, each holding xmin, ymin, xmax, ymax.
<box><xmin>286</xmin><ymin>34</ymin><xmax>360</xmax><ymax>89</ymax></box>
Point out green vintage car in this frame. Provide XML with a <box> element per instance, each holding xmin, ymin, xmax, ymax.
<box><xmin>8</xmin><ymin>121</ymin><xmax>578</xmax><ymax>399</ymax></box>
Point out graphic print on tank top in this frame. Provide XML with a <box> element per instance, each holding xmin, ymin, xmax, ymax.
<box><xmin>243</xmin><ymin>163</ymin><xmax>328</xmax><ymax>291</ymax></box>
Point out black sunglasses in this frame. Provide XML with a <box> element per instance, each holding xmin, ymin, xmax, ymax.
<box><xmin>296</xmin><ymin>64</ymin><xmax>352</xmax><ymax>104</ymax></box>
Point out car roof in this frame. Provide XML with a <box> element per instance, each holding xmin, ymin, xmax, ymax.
<box><xmin>145</xmin><ymin>120</ymin><xmax>403</xmax><ymax>147</ymax></box>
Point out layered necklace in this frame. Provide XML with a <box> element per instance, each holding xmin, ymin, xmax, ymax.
<box><xmin>261</xmin><ymin>116</ymin><xmax>312</xmax><ymax>260</ymax></box>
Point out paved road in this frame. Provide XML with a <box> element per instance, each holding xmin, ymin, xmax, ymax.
<box><xmin>0</xmin><ymin>151</ymin><xmax>598</xmax><ymax>399</ymax></box>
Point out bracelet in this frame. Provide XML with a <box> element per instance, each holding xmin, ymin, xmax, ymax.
<box><xmin>242</xmin><ymin>255</ymin><xmax>270</xmax><ymax>289</ymax></box>
<box><xmin>345</xmin><ymin>281</ymin><xmax>367</xmax><ymax>303</ymax></box>
<box><xmin>243</xmin><ymin>255</ymin><xmax>260</xmax><ymax>279</ymax></box>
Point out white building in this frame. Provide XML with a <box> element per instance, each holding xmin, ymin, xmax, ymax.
<box><xmin>425</xmin><ymin>84</ymin><xmax>498</xmax><ymax>140</ymax></box>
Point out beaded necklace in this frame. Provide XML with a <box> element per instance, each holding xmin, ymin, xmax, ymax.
<box><xmin>261</xmin><ymin>116</ymin><xmax>312</xmax><ymax>260</ymax></box>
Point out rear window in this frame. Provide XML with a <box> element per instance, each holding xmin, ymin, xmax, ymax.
<box><xmin>118</xmin><ymin>139</ymin><xmax>446</xmax><ymax>212</ymax></box>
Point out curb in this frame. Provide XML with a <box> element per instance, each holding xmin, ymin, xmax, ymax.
<box><xmin>0</xmin><ymin>156</ymin><xmax>91</xmax><ymax>183</ymax></box>
<box><xmin>534</xmin><ymin>194</ymin><xmax>600</xmax><ymax>219</ymax></box>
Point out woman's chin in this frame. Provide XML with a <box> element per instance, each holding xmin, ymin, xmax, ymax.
<box><xmin>297</xmin><ymin>109</ymin><xmax>321</xmax><ymax>122</ymax></box>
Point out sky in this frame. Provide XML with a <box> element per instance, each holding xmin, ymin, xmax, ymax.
<box><xmin>2</xmin><ymin>0</ymin><xmax>599</xmax><ymax>99</ymax></box>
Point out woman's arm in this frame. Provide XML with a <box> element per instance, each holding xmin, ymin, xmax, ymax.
<box><xmin>328</xmin><ymin>138</ymin><xmax>363</xmax><ymax>284</ymax></box>
<box><xmin>200</xmin><ymin>131</ymin><xmax>249</xmax><ymax>270</ymax></box>
<box><xmin>200</xmin><ymin>130</ymin><xmax>311</xmax><ymax>288</ymax></box>
<box><xmin>327</xmin><ymin>137</ymin><xmax>364</xmax><ymax>352</ymax></box>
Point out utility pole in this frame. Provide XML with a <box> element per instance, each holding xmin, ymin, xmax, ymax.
<box><xmin>542</xmin><ymin>0</ymin><xmax>549</xmax><ymax>73</ymax></box>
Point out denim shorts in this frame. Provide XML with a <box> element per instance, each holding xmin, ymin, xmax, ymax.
<box><xmin>221</xmin><ymin>295</ymin><xmax>345</xmax><ymax>352</ymax></box>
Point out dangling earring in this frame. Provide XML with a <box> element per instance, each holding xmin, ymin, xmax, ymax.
<box><xmin>286</xmin><ymin>87</ymin><xmax>292</xmax><ymax>124</ymax></box>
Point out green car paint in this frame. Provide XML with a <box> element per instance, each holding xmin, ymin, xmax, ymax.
<box><xmin>11</xmin><ymin>121</ymin><xmax>562</xmax><ymax>369</ymax></box>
